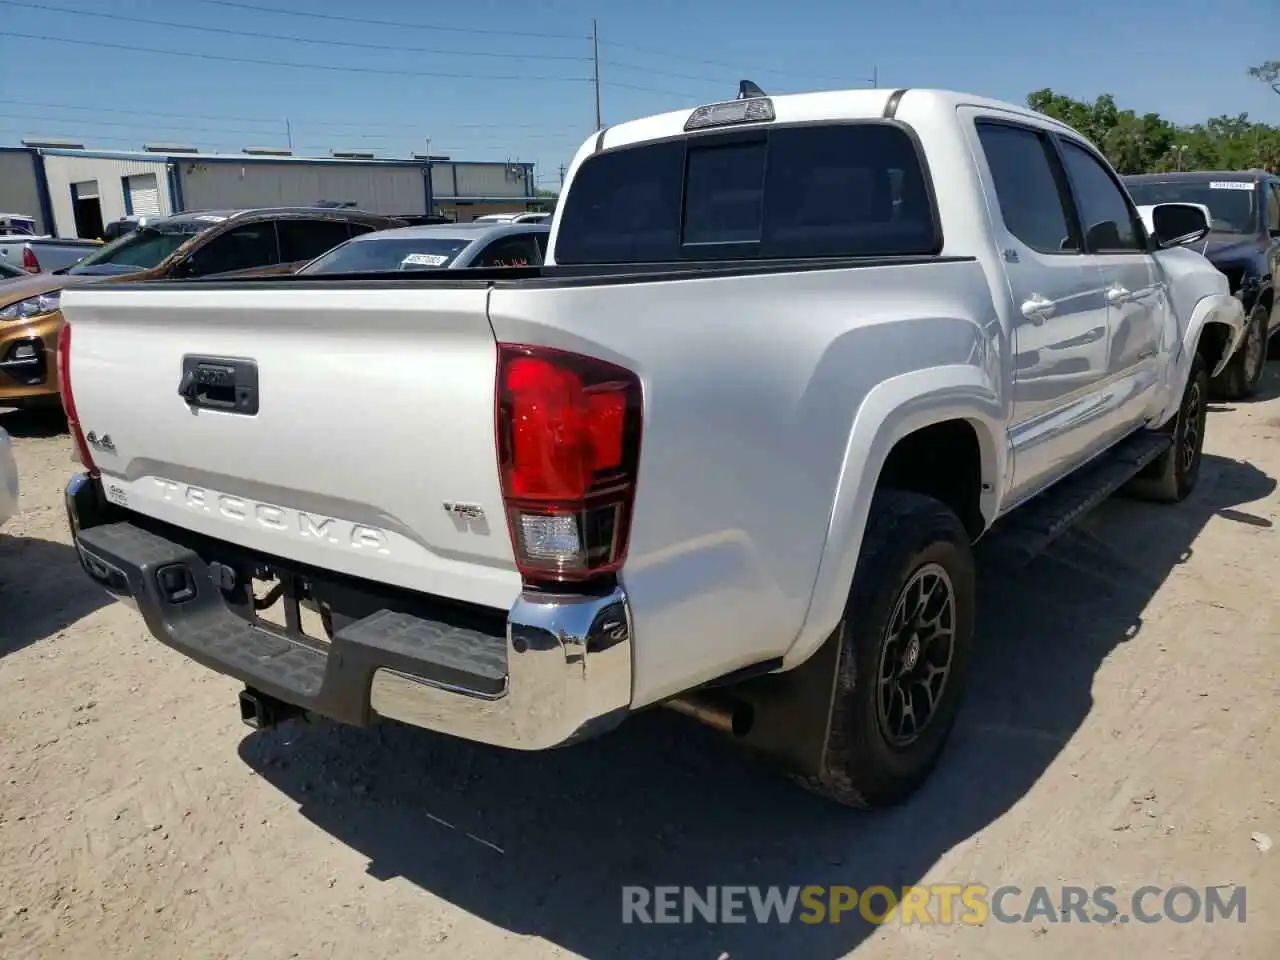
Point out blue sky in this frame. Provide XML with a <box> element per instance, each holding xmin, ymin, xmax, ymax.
<box><xmin>0</xmin><ymin>0</ymin><xmax>1275</xmax><ymax>190</ymax></box>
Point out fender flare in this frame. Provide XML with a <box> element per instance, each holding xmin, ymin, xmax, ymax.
<box><xmin>1149</xmin><ymin>292</ymin><xmax>1246</xmax><ymax>428</ymax></box>
<box><xmin>1189</xmin><ymin>292</ymin><xmax>1247</xmax><ymax>378</ymax></box>
<box><xmin>781</xmin><ymin>364</ymin><xmax>1004</xmax><ymax>671</ymax></box>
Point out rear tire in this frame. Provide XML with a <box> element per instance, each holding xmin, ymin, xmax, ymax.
<box><xmin>1212</xmin><ymin>302</ymin><xmax>1267</xmax><ymax>400</ymax></box>
<box><xmin>1126</xmin><ymin>353</ymin><xmax>1208</xmax><ymax>504</ymax></box>
<box><xmin>794</xmin><ymin>490</ymin><xmax>975</xmax><ymax>809</ymax></box>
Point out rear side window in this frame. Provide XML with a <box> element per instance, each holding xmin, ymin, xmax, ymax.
<box><xmin>976</xmin><ymin>122</ymin><xmax>1079</xmax><ymax>254</ymax></box>
<box><xmin>188</xmin><ymin>223</ymin><xmax>279</xmax><ymax>276</ymax></box>
<box><xmin>475</xmin><ymin>235</ymin><xmax>540</xmax><ymax>267</ymax></box>
<box><xmin>277</xmin><ymin>218</ymin><xmax>355</xmax><ymax>262</ymax></box>
<box><xmin>555</xmin><ymin>122</ymin><xmax>938</xmax><ymax>264</ymax></box>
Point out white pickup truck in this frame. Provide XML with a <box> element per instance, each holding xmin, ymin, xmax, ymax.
<box><xmin>59</xmin><ymin>87</ymin><xmax>1244</xmax><ymax>808</ymax></box>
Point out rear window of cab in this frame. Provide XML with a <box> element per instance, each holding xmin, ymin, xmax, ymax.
<box><xmin>554</xmin><ymin>121</ymin><xmax>939</xmax><ymax>265</ymax></box>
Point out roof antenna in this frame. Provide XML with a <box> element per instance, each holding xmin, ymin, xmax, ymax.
<box><xmin>737</xmin><ymin>80</ymin><xmax>766</xmax><ymax>99</ymax></box>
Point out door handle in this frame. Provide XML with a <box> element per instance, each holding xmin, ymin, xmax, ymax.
<box><xmin>1020</xmin><ymin>294</ymin><xmax>1055</xmax><ymax>325</ymax></box>
<box><xmin>1106</xmin><ymin>285</ymin><xmax>1132</xmax><ymax>305</ymax></box>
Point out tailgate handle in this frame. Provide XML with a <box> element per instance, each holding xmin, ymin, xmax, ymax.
<box><xmin>179</xmin><ymin>356</ymin><xmax>260</xmax><ymax>416</ymax></box>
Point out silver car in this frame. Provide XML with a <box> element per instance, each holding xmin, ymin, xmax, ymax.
<box><xmin>298</xmin><ymin>222</ymin><xmax>550</xmax><ymax>275</ymax></box>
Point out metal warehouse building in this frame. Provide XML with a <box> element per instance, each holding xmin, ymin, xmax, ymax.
<box><xmin>0</xmin><ymin>144</ymin><xmax>537</xmax><ymax>238</ymax></box>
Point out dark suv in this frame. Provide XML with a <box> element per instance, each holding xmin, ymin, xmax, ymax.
<box><xmin>1125</xmin><ymin>171</ymin><xmax>1280</xmax><ymax>398</ymax></box>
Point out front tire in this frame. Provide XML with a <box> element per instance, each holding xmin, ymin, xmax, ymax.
<box><xmin>1212</xmin><ymin>302</ymin><xmax>1267</xmax><ymax>399</ymax></box>
<box><xmin>1126</xmin><ymin>352</ymin><xmax>1208</xmax><ymax>503</ymax></box>
<box><xmin>795</xmin><ymin>490</ymin><xmax>975</xmax><ymax>809</ymax></box>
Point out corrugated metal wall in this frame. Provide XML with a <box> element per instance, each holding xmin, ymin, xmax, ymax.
<box><xmin>176</xmin><ymin>161</ymin><xmax>426</xmax><ymax>215</ymax></box>
<box><xmin>430</xmin><ymin>163</ymin><xmax>456</xmax><ymax>200</ymax></box>
<box><xmin>453</xmin><ymin>163</ymin><xmax>531</xmax><ymax>199</ymax></box>
<box><xmin>0</xmin><ymin>151</ymin><xmax>47</xmax><ymax>233</ymax></box>
<box><xmin>42</xmin><ymin>155</ymin><xmax>173</xmax><ymax>237</ymax></box>
<box><xmin>429</xmin><ymin>162</ymin><xmax>532</xmax><ymax>201</ymax></box>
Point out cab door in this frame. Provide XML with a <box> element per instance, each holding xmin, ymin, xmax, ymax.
<box><xmin>1055</xmin><ymin>137</ymin><xmax>1164</xmax><ymax>423</ymax></box>
<box><xmin>967</xmin><ymin>115</ymin><xmax>1112</xmax><ymax>504</ymax></box>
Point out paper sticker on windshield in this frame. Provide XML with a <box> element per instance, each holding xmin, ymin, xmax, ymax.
<box><xmin>401</xmin><ymin>253</ymin><xmax>449</xmax><ymax>268</ymax></box>
<box><xmin>1209</xmin><ymin>181</ymin><xmax>1253</xmax><ymax>191</ymax></box>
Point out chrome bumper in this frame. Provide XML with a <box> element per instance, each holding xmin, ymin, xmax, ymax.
<box><xmin>66</xmin><ymin>471</ymin><xmax>634</xmax><ymax>752</ymax></box>
<box><xmin>369</xmin><ymin>587</ymin><xmax>634</xmax><ymax>750</ymax></box>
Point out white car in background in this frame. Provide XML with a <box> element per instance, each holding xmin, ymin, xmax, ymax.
<box><xmin>472</xmin><ymin>212</ymin><xmax>552</xmax><ymax>224</ymax></box>
<box><xmin>0</xmin><ymin>426</ymin><xmax>16</xmax><ymax>530</ymax></box>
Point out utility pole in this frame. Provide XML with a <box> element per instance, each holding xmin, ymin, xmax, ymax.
<box><xmin>591</xmin><ymin>18</ymin><xmax>602</xmax><ymax>130</ymax></box>
<box><xmin>871</xmin><ymin>64</ymin><xmax>878</xmax><ymax>88</ymax></box>
<box><xmin>285</xmin><ymin>117</ymin><xmax>293</xmax><ymax>151</ymax></box>
<box><xmin>424</xmin><ymin>137</ymin><xmax>433</xmax><ymax>212</ymax></box>
<box><xmin>559</xmin><ymin>164</ymin><xmax>567</xmax><ymax>188</ymax></box>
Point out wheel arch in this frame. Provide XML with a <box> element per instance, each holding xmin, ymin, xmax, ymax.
<box><xmin>1186</xmin><ymin>294</ymin><xmax>1247</xmax><ymax>380</ymax></box>
<box><xmin>783</xmin><ymin>365</ymin><xmax>1003</xmax><ymax>671</ymax></box>
<box><xmin>1258</xmin><ymin>281</ymin><xmax>1275</xmax><ymax>330</ymax></box>
<box><xmin>1145</xmin><ymin>293</ymin><xmax>1248</xmax><ymax>429</ymax></box>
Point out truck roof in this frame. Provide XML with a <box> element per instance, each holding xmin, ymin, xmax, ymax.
<box><xmin>590</xmin><ymin>88</ymin><xmax>1076</xmax><ymax>156</ymax></box>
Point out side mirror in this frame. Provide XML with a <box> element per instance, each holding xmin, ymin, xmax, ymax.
<box><xmin>1138</xmin><ymin>202</ymin><xmax>1211</xmax><ymax>249</ymax></box>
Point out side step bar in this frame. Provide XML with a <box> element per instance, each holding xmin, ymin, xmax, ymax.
<box><xmin>987</xmin><ymin>430</ymin><xmax>1173</xmax><ymax>563</ymax></box>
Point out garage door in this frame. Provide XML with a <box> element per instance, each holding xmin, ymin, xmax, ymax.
<box><xmin>126</xmin><ymin>173</ymin><xmax>161</xmax><ymax>215</ymax></box>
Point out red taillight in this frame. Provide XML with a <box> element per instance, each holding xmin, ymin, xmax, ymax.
<box><xmin>56</xmin><ymin>322</ymin><xmax>97</xmax><ymax>476</ymax></box>
<box><xmin>21</xmin><ymin>247</ymin><xmax>39</xmax><ymax>273</ymax></box>
<box><xmin>496</xmin><ymin>344</ymin><xmax>642</xmax><ymax>583</ymax></box>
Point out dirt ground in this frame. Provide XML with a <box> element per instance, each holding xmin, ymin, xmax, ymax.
<box><xmin>1</xmin><ymin>372</ymin><xmax>1278</xmax><ymax>960</ymax></box>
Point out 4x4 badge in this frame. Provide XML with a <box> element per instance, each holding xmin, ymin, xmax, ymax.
<box><xmin>84</xmin><ymin>431</ymin><xmax>116</xmax><ymax>454</ymax></box>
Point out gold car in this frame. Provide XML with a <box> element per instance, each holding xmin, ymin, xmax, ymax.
<box><xmin>0</xmin><ymin>272</ymin><xmax>91</xmax><ymax>409</ymax></box>
<box><xmin>0</xmin><ymin>207</ymin><xmax>404</xmax><ymax>409</ymax></box>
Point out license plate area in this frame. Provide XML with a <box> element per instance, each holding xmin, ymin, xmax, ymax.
<box><xmin>210</xmin><ymin>558</ymin><xmax>332</xmax><ymax>648</ymax></box>
<box><xmin>250</xmin><ymin>571</ymin><xmax>330</xmax><ymax>644</ymax></box>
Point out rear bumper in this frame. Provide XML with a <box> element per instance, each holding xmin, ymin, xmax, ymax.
<box><xmin>66</xmin><ymin>472</ymin><xmax>633</xmax><ymax>749</ymax></box>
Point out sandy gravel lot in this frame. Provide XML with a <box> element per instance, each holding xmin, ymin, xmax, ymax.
<box><xmin>1</xmin><ymin>373</ymin><xmax>1278</xmax><ymax>960</ymax></box>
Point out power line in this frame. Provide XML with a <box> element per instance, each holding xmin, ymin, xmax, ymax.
<box><xmin>0</xmin><ymin>108</ymin><xmax>589</xmax><ymax>144</ymax></box>
<box><xmin>185</xmin><ymin>0</ymin><xmax>590</xmax><ymax>42</ymax></box>
<box><xmin>601</xmin><ymin>79</ymin><xmax>707</xmax><ymax>99</ymax></box>
<box><xmin>0</xmin><ymin>99</ymin><xmax>279</xmax><ymax>125</ymax></box>
<box><xmin>602</xmin><ymin>58</ymin><xmax>876</xmax><ymax>94</ymax></box>
<box><xmin>0</xmin><ymin>0</ymin><xmax>593</xmax><ymax>62</ymax></box>
<box><xmin>0</xmin><ymin>111</ymin><xmax>284</xmax><ymax>138</ymax></box>
<box><xmin>0</xmin><ymin>31</ymin><xmax>595</xmax><ymax>82</ymax></box>
<box><xmin>600</xmin><ymin>39</ymin><xmax>872</xmax><ymax>85</ymax></box>
<box><xmin>0</xmin><ymin>100</ymin><xmax>587</xmax><ymax>133</ymax></box>
<box><xmin>604</xmin><ymin>57</ymin><xmax>735</xmax><ymax>86</ymax></box>
<box><xmin>186</xmin><ymin>0</ymin><xmax>865</xmax><ymax>85</ymax></box>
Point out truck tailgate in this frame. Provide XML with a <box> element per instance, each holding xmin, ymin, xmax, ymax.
<box><xmin>61</xmin><ymin>284</ymin><xmax>520</xmax><ymax>610</ymax></box>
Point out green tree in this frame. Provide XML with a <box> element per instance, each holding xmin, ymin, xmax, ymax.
<box><xmin>1248</xmin><ymin>61</ymin><xmax>1280</xmax><ymax>96</ymax></box>
<box><xmin>1026</xmin><ymin>88</ymin><xmax>1280</xmax><ymax>174</ymax></box>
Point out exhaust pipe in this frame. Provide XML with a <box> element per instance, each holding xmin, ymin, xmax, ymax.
<box><xmin>663</xmin><ymin>691</ymin><xmax>754</xmax><ymax>737</ymax></box>
<box><xmin>238</xmin><ymin>687</ymin><xmax>304</xmax><ymax>730</ymax></box>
